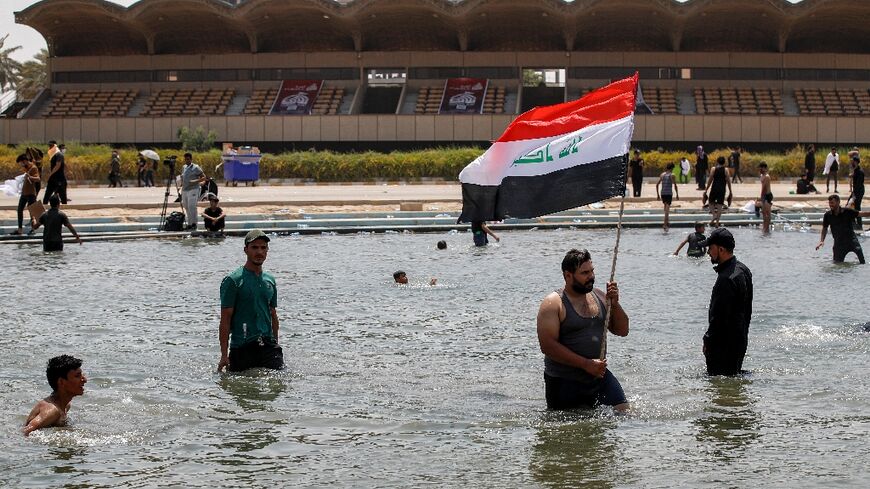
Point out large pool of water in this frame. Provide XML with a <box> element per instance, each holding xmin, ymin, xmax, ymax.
<box><xmin>2</xmin><ymin>227</ymin><xmax>869</xmax><ymax>487</ymax></box>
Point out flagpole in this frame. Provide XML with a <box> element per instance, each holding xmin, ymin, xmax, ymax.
<box><xmin>599</xmin><ymin>179</ymin><xmax>627</xmax><ymax>360</ymax></box>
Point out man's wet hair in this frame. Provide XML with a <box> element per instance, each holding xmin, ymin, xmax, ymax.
<box><xmin>717</xmin><ymin>156</ymin><xmax>726</xmax><ymax>165</ymax></box>
<box><xmin>829</xmin><ymin>194</ymin><xmax>840</xmax><ymax>202</ymax></box>
<box><xmin>436</xmin><ymin>240</ymin><xmax>447</xmax><ymax>250</ymax></box>
<box><xmin>759</xmin><ymin>161</ymin><xmax>768</xmax><ymax>169</ymax></box>
<box><xmin>184</xmin><ymin>152</ymin><xmax>192</xmax><ymax>158</ymax></box>
<box><xmin>695</xmin><ymin>221</ymin><xmax>706</xmax><ymax>231</ymax></box>
<box><xmin>48</xmin><ymin>194</ymin><xmax>61</xmax><ymax>207</ymax></box>
<box><xmin>666</xmin><ymin>162</ymin><xmax>674</xmax><ymax>170</ymax></box>
<box><xmin>46</xmin><ymin>355</ymin><xmax>82</xmax><ymax>392</ymax></box>
<box><xmin>561</xmin><ymin>249</ymin><xmax>592</xmax><ymax>273</ymax></box>
<box><xmin>16</xmin><ymin>153</ymin><xmax>31</xmax><ymax>163</ymax></box>
<box><xmin>393</xmin><ymin>270</ymin><xmax>406</xmax><ymax>281</ymax></box>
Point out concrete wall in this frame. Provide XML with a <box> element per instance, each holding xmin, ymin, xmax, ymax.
<box><xmin>3</xmin><ymin>115</ymin><xmax>870</xmax><ymax>145</ymax></box>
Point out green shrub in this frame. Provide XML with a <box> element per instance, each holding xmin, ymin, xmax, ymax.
<box><xmin>177</xmin><ymin>126</ymin><xmax>217</xmax><ymax>153</ymax></box>
<box><xmin>1</xmin><ymin>144</ymin><xmax>865</xmax><ymax>182</ymax></box>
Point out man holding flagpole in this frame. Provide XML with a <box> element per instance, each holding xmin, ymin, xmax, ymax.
<box><xmin>537</xmin><ymin>249</ymin><xmax>630</xmax><ymax>411</ymax></box>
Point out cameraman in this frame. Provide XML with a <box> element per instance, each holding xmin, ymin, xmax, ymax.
<box><xmin>180</xmin><ymin>153</ymin><xmax>205</xmax><ymax>231</ymax></box>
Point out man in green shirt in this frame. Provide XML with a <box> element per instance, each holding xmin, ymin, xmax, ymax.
<box><xmin>218</xmin><ymin>229</ymin><xmax>283</xmax><ymax>372</ymax></box>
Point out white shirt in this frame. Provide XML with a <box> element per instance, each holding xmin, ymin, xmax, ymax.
<box><xmin>824</xmin><ymin>152</ymin><xmax>839</xmax><ymax>175</ymax></box>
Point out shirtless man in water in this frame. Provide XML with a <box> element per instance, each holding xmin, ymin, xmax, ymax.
<box><xmin>758</xmin><ymin>162</ymin><xmax>773</xmax><ymax>234</ymax></box>
<box><xmin>23</xmin><ymin>355</ymin><xmax>87</xmax><ymax>436</ymax></box>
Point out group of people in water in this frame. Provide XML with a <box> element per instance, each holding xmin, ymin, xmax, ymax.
<box><xmin>19</xmin><ymin>144</ymin><xmax>869</xmax><ymax>434</ymax></box>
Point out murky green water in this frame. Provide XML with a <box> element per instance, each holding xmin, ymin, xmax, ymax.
<box><xmin>2</xmin><ymin>227</ymin><xmax>868</xmax><ymax>487</ymax></box>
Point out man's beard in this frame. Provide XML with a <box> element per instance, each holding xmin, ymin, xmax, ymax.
<box><xmin>571</xmin><ymin>279</ymin><xmax>594</xmax><ymax>294</ymax></box>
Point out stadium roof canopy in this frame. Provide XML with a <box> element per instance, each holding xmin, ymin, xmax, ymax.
<box><xmin>15</xmin><ymin>0</ymin><xmax>870</xmax><ymax>56</ymax></box>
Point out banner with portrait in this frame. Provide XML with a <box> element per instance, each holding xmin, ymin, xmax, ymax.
<box><xmin>269</xmin><ymin>80</ymin><xmax>323</xmax><ymax>115</ymax></box>
<box><xmin>438</xmin><ymin>78</ymin><xmax>488</xmax><ymax>114</ymax></box>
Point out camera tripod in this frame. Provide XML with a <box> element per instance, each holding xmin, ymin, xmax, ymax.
<box><xmin>158</xmin><ymin>160</ymin><xmax>181</xmax><ymax>231</ymax></box>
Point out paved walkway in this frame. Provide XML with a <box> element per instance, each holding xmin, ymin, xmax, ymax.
<box><xmin>0</xmin><ymin>180</ymin><xmax>834</xmax><ymax>212</ymax></box>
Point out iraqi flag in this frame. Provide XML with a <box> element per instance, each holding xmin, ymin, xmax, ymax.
<box><xmin>458</xmin><ymin>73</ymin><xmax>638</xmax><ymax>222</ymax></box>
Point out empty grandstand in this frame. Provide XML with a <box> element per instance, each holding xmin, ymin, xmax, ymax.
<box><xmin>3</xmin><ymin>0</ymin><xmax>870</xmax><ymax>147</ymax></box>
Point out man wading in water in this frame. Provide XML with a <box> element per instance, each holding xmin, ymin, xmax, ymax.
<box><xmin>218</xmin><ymin>229</ymin><xmax>283</xmax><ymax>372</ymax></box>
<box><xmin>536</xmin><ymin>249</ymin><xmax>630</xmax><ymax>411</ymax></box>
<box><xmin>23</xmin><ymin>355</ymin><xmax>87</xmax><ymax>436</ymax></box>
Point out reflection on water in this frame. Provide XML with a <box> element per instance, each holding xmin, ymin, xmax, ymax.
<box><xmin>694</xmin><ymin>376</ymin><xmax>759</xmax><ymax>463</ymax></box>
<box><xmin>217</xmin><ymin>370</ymin><xmax>290</xmax><ymax>411</ymax></box>
<box><xmin>530</xmin><ymin>412</ymin><xmax>625</xmax><ymax>489</ymax></box>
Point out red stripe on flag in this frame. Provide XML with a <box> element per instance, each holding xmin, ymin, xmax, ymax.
<box><xmin>497</xmin><ymin>73</ymin><xmax>638</xmax><ymax>143</ymax></box>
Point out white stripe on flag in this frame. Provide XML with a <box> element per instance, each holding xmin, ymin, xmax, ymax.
<box><xmin>459</xmin><ymin>115</ymin><xmax>634</xmax><ymax>186</ymax></box>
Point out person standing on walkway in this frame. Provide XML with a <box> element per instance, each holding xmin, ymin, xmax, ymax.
<box><xmin>180</xmin><ymin>153</ymin><xmax>205</xmax><ymax>231</ymax></box>
<box><xmin>536</xmin><ymin>249</ymin><xmax>629</xmax><ymax>411</ymax></box>
<box><xmin>30</xmin><ymin>194</ymin><xmax>82</xmax><ymax>251</ymax></box>
<box><xmin>848</xmin><ymin>155</ymin><xmax>864</xmax><ymax>230</ymax></box>
<box><xmin>695</xmin><ymin>145</ymin><xmax>709</xmax><ymax>190</ymax></box>
<box><xmin>815</xmin><ymin>194</ymin><xmax>870</xmax><ymax>264</ymax></box>
<box><xmin>758</xmin><ymin>162</ymin><xmax>773</xmax><ymax>234</ymax></box>
<box><xmin>218</xmin><ymin>229</ymin><xmax>283</xmax><ymax>372</ymax></box>
<box><xmin>629</xmin><ymin>149</ymin><xmax>644</xmax><ymax>197</ymax></box>
<box><xmin>679</xmin><ymin>156</ymin><xmax>691</xmax><ymax>184</ymax></box>
<box><xmin>42</xmin><ymin>143</ymin><xmax>68</xmax><ymax>205</ymax></box>
<box><xmin>729</xmin><ymin>146</ymin><xmax>743</xmax><ymax>183</ymax></box>
<box><xmin>824</xmin><ymin>147</ymin><xmax>839</xmax><ymax>193</ymax></box>
<box><xmin>704</xmin><ymin>156</ymin><xmax>732</xmax><ymax>228</ymax></box>
<box><xmin>12</xmin><ymin>153</ymin><xmax>40</xmax><ymax>236</ymax></box>
<box><xmin>108</xmin><ymin>150</ymin><xmax>123</xmax><ymax>188</ymax></box>
<box><xmin>698</xmin><ymin>228</ymin><xmax>753</xmax><ymax>376</ymax></box>
<box><xmin>656</xmin><ymin>162</ymin><xmax>679</xmax><ymax>231</ymax></box>
<box><xmin>805</xmin><ymin>144</ymin><xmax>816</xmax><ymax>183</ymax></box>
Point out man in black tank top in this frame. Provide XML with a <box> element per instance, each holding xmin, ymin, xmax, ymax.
<box><xmin>536</xmin><ymin>249</ymin><xmax>630</xmax><ymax>411</ymax></box>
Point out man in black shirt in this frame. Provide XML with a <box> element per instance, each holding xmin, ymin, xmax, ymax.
<box><xmin>728</xmin><ymin>146</ymin><xmax>743</xmax><ymax>183</ymax></box>
<box><xmin>43</xmin><ymin>143</ymin><xmax>69</xmax><ymax>205</ymax></box>
<box><xmin>816</xmin><ymin>194</ymin><xmax>870</xmax><ymax>264</ymax></box>
<box><xmin>849</xmin><ymin>155</ymin><xmax>864</xmax><ymax>229</ymax></box>
<box><xmin>629</xmin><ymin>149</ymin><xmax>644</xmax><ymax>197</ymax></box>
<box><xmin>804</xmin><ymin>144</ymin><xmax>816</xmax><ymax>182</ymax></box>
<box><xmin>698</xmin><ymin>228</ymin><xmax>753</xmax><ymax>376</ymax></box>
<box><xmin>30</xmin><ymin>194</ymin><xmax>82</xmax><ymax>252</ymax></box>
<box><xmin>201</xmin><ymin>194</ymin><xmax>225</xmax><ymax>233</ymax></box>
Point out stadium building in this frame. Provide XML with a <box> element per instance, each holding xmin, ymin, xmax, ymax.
<box><xmin>3</xmin><ymin>0</ymin><xmax>870</xmax><ymax>149</ymax></box>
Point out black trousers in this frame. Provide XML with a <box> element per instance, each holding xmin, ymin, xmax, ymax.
<box><xmin>42</xmin><ymin>179</ymin><xmax>68</xmax><ymax>204</ymax></box>
<box><xmin>854</xmin><ymin>191</ymin><xmax>864</xmax><ymax>228</ymax></box>
<box><xmin>833</xmin><ymin>238</ymin><xmax>865</xmax><ymax>264</ymax></box>
<box><xmin>704</xmin><ymin>338</ymin><xmax>747</xmax><ymax>376</ymax></box>
<box><xmin>631</xmin><ymin>176</ymin><xmax>643</xmax><ymax>197</ymax></box>
<box><xmin>228</xmin><ymin>339</ymin><xmax>284</xmax><ymax>372</ymax></box>
<box><xmin>17</xmin><ymin>194</ymin><xmax>36</xmax><ymax>228</ymax></box>
<box><xmin>695</xmin><ymin>167</ymin><xmax>706</xmax><ymax>188</ymax></box>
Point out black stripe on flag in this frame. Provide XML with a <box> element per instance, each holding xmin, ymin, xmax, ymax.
<box><xmin>459</xmin><ymin>154</ymin><xmax>628</xmax><ymax>222</ymax></box>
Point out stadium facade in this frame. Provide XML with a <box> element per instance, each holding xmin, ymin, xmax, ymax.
<box><xmin>3</xmin><ymin>0</ymin><xmax>870</xmax><ymax>148</ymax></box>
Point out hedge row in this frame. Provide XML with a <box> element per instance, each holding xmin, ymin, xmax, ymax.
<box><xmin>1</xmin><ymin>143</ymin><xmax>865</xmax><ymax>182</ymax></box>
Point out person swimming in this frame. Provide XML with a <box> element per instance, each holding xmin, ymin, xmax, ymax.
<box><xmin>393</xmin><ymin>270</ymin><xmax>436</xmax><ymax>286</ymax></box>
<box><xmin>23</xmin><ymin>355</ymin><xmax>87</xmax><ymax>436</ymax></box>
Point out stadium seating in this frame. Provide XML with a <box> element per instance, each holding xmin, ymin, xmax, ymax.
<box><xmin>794</xmin><ymin>88</ymin><xmax>870</xmax><ymax>116</ymax></box>
<box><xmin>242</xmin><ymin>85</ymin><xmax>344</xmax><ymax>115</ymax></box>
<box><xmin>482</xmin><ymin>86</ymin><xmax>506</xmax><ymax>115</ymax></box>
<box><xmin>413</xmin><ymin>84</ymin><xmax>506</xmax><ymax>114</ymax></box>
<box><xmin>41</xmin><ymin>89</ymin><xmax>138</xmax><ymax>118</ymax></box>
<box><xmin>694</xmin><ymin>87</ymin><xmax>784</xmax><ymax>115</ymax></box>
<box><xmin>641</xmin><ymin>87</ymin><xmax>679</xmax><ymax>114</ymax></box>
<box><xmin>310</xmin><ymin>86</ymin><xmax>344</xmax><ymax>115</ymax></box>
<box><xmin>140</xmin><ymin>88</ymin><xmax>234</xmax><ymax>117</ymax></box>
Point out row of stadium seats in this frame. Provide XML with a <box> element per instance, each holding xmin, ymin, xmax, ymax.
<box><xmin>794</xmin><ymin>88</ymin><xmax>870</xmax><ymax>116</ymax></box>
<box><xmin>242</xmin><ymin>86</ymin><xmax>345</xmax><ymax>115</ymax></box>
<box><xmin>29</xmin><ymin>86</ymin><xmax>870</xmax><ymax>118</ymax></box>
<box><xmin>141</xmin><ymin>89</ymin><xmax>234</xmax><ymax>117</ymax></box>
<box><xmin>414</xmin><ymin>86</ymin><xmax>507</xmax><ymax>114</ymax></box>
<box><xmin>641</xmin><ymin>87</ymin><xmax>678</xmax><ymax>114</ymax></box>
<box><xmin>694</xmin><ymin>87</ymin><xmax>784</xmax><ymax>115</ymax></box>
<box><xmin>41</xmin><ymin>89</ymin><xmax>138</xmax><ymax>118</ymax></box>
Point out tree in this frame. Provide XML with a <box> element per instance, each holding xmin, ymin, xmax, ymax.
<box><xmin>177</xmin><ymin>125</ymin><xmax>217</xmax><ymax>152</ymax></box>
<box><xmin>16</xmin><ymin>49</ymin><xmax>48</xmax><ymax>100</ymax></box>
<box><xmin>0</xmin><ymin>34</ymin><xmax>23</xmax><ymax>92</ymax></box>
<box><xmin>522</xmin><ymin>69</ymin><xmax>544</xmax><ymax>87</ymax></box>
